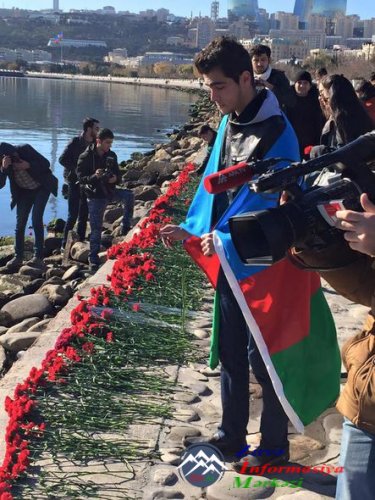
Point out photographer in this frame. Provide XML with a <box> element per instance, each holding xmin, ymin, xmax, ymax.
<box><xmin>77</xmin><ymin>128</ymin><xmax>134</xmax><ymax>272</ymax></box>
<box><xmin>0</xmin><ymin>142</ymin><xmax>58</xmax><ymax>273</ymax></box>
<box><xmin>288</xmin><ymin>130</ymin><xmax>375</xmax><ymax>500</ymax></box>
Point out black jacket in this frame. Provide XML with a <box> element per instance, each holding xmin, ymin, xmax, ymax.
<box><xmin>59</xmin><ymin>134</ymin><xmax>91</xmax><ymax>183</ymax></box>
<box><xmin>0</xmin><ymin>144</ymin><xmax>58</xmax><ymax>209</ymax></box>
<box><xmin>267</xmin><ymin>69</ymin><xmax>294</xmax><ymax>110</ymax></box>
<box><xmin>77</xmin><ymin>144</ymin><xmax>121</xmax><ymax>199</ymax></box>
<box><xmin>286</xmin><ymin>85</ymin><xmax>325</xmax><ymax>157</ymax></box>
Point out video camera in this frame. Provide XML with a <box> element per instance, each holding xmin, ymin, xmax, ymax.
<box><xmin>205</xmin><ymin>133</ymin><xmax>375</xmax><ymax>266</ymax></box>
<box><xmin>100</xmin><ymin>156</ymin><xmax>116</xmax><ymax>182</ymax></box>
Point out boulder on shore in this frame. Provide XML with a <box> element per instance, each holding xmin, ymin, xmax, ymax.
<box><xmin>1</xmin><ymin>295</ymin><xmax>53</xmax><ymax>325</ymax></box>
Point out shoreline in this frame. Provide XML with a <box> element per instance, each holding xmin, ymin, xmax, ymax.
<box><xmin>25</xmin><ymin>71</ymin><xmax>205</xmax><ymax>92</ymax></box>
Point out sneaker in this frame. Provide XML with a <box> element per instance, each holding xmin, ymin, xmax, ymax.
<box><xmin>0</xmin><ymin>257</ymin><xmax>23</xmax><ymax>274</ymax></box>
<box><xmin>233</xmin><ymin>448</ymin><xmax>290</xmax><ymax>475</ymax></box>
<box><xmin>184</xmin><ymin>430</ymin><xmax>247</xmax><ymax>456</ymax></box>
<box><xmin>25</xmin><ymin>257</ymin><xmax>46</xmax><ymax>269</ymax></box>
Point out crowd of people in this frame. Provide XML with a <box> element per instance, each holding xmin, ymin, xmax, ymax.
<box><xmin>161</xmin><ymin>38</ymin><xmax>375</xmax><ymax>500</ymax></box>
<box><xmin>0</xmin><ymin>120</ymin><xmax>134</xmax><ymax>273</ymax></box>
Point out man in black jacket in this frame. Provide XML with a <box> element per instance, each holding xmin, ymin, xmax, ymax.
<box><xmin>0</xmin><ymin>142</ymin><xmax>58</xmax><ymax>272</ymax></box>
<box><xmin>59</xmin><ymin>117</ymin><xmax>100</xmax><ymax>248</ymax></box>
<box><xmin>77</xmin><ymin>128</ymin><xmax>134</xmax><ymax>271</ymax></box>
<box><xmin>250</xmin><ymin>44</ymin><xmax>294</xmax><ymax>110</ymax></box>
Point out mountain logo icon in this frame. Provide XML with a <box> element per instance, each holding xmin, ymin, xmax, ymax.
<box><xmin>177</xmin><ymin>443</ymin><xmax>227</xmax><ymax>488</ymax></box>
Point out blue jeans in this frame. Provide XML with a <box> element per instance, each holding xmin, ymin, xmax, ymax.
<box><xmin>217</xmin><ymin>268</ymin><xmax>289</xmax><ymax>450</ymax></box>
<box><xmin>87</xmin><ymin>188</ymin><xmax>134</xmax><ymax>265</ymax></box>
<box><xmin>336</xmin><ymin>417</ymin><xmax>375</xmax><ymax>500</ymax></box>
<box><xmin>15</xmin><ymin>187</ymin><xmax>50</xmax><ymax>260</ymax></box>
<box><xmin>62</xmin><ymin>181</ymin><xmax>88</xmax><ymax>247</ymax></box>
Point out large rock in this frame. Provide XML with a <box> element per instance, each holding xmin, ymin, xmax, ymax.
<box><xmin>134</xmin><ymin>185</ymin><xmax>161</xmax><ymax>202</ymax></box>
<box><xmin>62</xmin><ymin>265</ymin><xmax>81</xmax><ymax>281</ymax></box>
<box><xmin>44</xmin><ymin>236</ymin><xmax>62</xmax><ymax>256</ymax></box>
<box><xmin>19</xmin><ymin>265</ymin><xmax>45</xmax><ymax>278</ymax></box>
<box><xmin>143</xmin><ymin>161</ymin><xmax>176</xmax><ymax>185</ymax></box>
<box><xmin>153</xmin><ymin>148</ymin><xmax>172</xmax><ymax>161</ymax></box>
<box><xmin>45</xmin><ymin>267</ymin><xmax>65</xmax><ymax>280</ymax></box>
<box><xmin>122</xmin><ymin>167</ymin><xmax>143</xmax><ymax>182</ymax></box>
<box><xmin>1</xmin><ymin>295</ymin><xmax>53</xmax><ymax>324</ymax></box>
<box><xmin>37</xmin><ymin>284</ymin><xmax>71</xmax><ymax>306</ymax></box>
<box><xmin>0</xmin><ymin>311</ymin><xmax>12</xmax><ymax>328</ymax></box>
<box><xmin>70</xmin><ymin>242</ymin><xmax>90</xmax><ymax>263</ymax></box>
<box><xmin>23</xmin><ymin>278</ymin><xmax>45</xmax><ymax>294</ymax></box>
<box><xmin>0</xmin><ymin>331</ymin><xmax>41</xmax><ymax>353</ymax></box>
<box><xmin>27</xmin><ymin>318</ymin><xmax>51</xmax><ymax>332</ymax></box>
<box><xmin>0</xmin><ymin>275</ymin><xmax>29</xmax><ymax>296</ymax></box>
<box><xmin>6</xmin><ymin>317</ymin><xmax>40</xmax><ymax>334</ymax></box>
<box><xmin>103</xmin><ymin>206</ymin><xmax>123</xmax><ymax>224</ymax></box>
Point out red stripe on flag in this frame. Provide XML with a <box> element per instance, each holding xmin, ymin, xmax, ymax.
<box><xmin>239</xmin><ymin>259</ymin><xmax>321</xmax><ymax>355</ymax></box>
<box><xmin>184</xmin><ymin>236</ymin><xmax>220</xmax><ymax>288</ymax></box>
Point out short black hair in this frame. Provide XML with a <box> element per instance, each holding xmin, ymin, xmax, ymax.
<box><xmin>98</xmin><ymin>128</ymin><xmax>114</xmax><ymax>141</ymax></box>
<box><xmin>198</xmin><ymin>124</ymin><xmax>215</xmax><ymax>135</ymax></box>
<box><xmin>194</xmin><ymin>36</ymin><xmax>253</xmax><ymax>84</ymax></box>
<box><xmin>249</xmin><ymin>44</ymin><xmax>271</xmax><ymax>59</ymax></box>
<box><xmin>83</xmin><ymin>117</ymin><xmax>99</xmax><ymax>132</ymax></box>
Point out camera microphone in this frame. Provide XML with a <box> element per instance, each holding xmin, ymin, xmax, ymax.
<box><xmin>204</xmin><ymin>162</ymin><xmax>256</xmax><ymax>194</ymax></box>
<box><xmin>203</xmin><ymin>157</ymin><xmax>289</xmax><ymax>195</ymax></box>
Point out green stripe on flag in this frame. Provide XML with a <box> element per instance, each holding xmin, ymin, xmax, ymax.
<box><xmin>271</xmin><ymin>288</ymin><xmax>341</xmax><ymax>425</ymax></box>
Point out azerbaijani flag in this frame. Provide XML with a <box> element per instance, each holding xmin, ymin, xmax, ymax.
<box><xmin>181</xmin><ymin>113</ymin><xmax>341</xmax><ymax>432</ymax></box>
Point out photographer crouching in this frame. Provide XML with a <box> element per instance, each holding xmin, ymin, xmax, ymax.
<box><xmin>77</xmin><ymin>128</ymin><xmax>134</xmax><ymax>272</ymax></box>
<box><xmin>0</xmin><ymin>142</ymin><xmax>58</xmax><ymax>273</ymax></box>
<box><xmin>227</xmin><ymin>131</ymin><xmax>375</xmax><ymax>499</ymax></box>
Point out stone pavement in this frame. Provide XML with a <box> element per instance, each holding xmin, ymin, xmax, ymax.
<box><xmin>0</xmin><ymin>239</ymin><xmax>368</xmax><ymax>499</ymax></box>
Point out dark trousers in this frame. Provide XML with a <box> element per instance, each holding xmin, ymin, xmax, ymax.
<box><xmin>217</xmin><ymin>268</ymin><xmax>289</xmax><ymax>450</ymax></box>
<box><xmin>87</xmin><ymin>188</ymin><xmax>134</xmax><ymax>265</ymax></box>
<box><xmin>62</xmin><ymin>181</ymin><xmax>88</xmax><ymax>247</ymax></box>
<box><xmin>15</xmin><ymin>187</ymin><xmax>50</xmax><ymax>260</ymax></box>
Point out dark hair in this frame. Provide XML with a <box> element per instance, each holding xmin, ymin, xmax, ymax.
<box><xmin>249</xmin><ymin>44</ymin><xmax>271</xmax><ymax>59</ymax></box>
<box><xmin>316</xmin><ymin>67</ymin><xmax>328</xmax><ymax>78</ymax></box>
<box><xmin>198</xmin><ymin>124</ymin><xmax>214</xmax><ymax>135</ymax></box>
<box><xmin>321</xmin><ymin>74</ymin><xmax>373</xmax><ymax>143</ymax></box>
<box><xmin>194</xmin><ymin>36</ymin><xmax>253</xmax><ymax>84</ymax></box>
<box><xmin>98</xmin><ymin>128</ymin><xmax>114</xmax><ymax>141</ymax></box>
<box><xmin>354</xmin><ymin>79</ymin><xmax>375</xmax><ymax>100</ymax></box>
<box><xmin>83</xmin><ymin>117</ymin><xmax>99</xmax><ymax>132</ymax></box>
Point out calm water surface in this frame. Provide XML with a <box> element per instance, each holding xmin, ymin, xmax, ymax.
<box><xmin>0</xmin><ymin>77</ymin><xmax>196</xmax><ymax>236</ymax></box>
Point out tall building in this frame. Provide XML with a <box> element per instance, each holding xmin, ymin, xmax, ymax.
<box><xmin>53</xmin><ymin>0</ymin><xmax>59</xmax><ymax>10</ymax></box>
<box><xmin>312</xmin><ymin>0</ymin><xmax>347</xmax><ymax>19</ymax></box>
<box><xmin>293</xmin><ymin>0</ymin><xmax>313</xmax><ymax>23</ymax></box>
<box><xmin>228</xmin><ymin>0</ymin><xmax>259</xmax><ymax>21</ymax></box>
<box><xmin>211</xmin><ymin>1</ymin><xmax>219</xmax><ymax>22</ymax></box>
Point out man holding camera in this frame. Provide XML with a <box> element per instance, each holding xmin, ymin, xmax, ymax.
<box><xmin>59</xmin><ymin>117</ymin><xmax>100</xmax><ymax>249</ymax></box>
<box><xmin>77</xmin><ymin>128</ymin><xmax>134</xmax><ymax>272</ymax></box>
<box><xmin>0</xmin><ymin>142</ymin><xmax>58</xmax><ymax>273</ymax></box>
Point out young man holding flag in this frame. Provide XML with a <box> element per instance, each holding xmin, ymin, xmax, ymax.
<box><xmin>160</xmin><ymin>37</ymin><xmax>340</xmax><ymax>471</ymax></box>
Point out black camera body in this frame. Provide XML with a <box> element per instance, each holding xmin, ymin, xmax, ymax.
<box><xmin>229</xmin><ymin>150</ymin><xmax>375</xmax><ymax>267</ymax></box>
<box><xmin>100</xmin><ymin>156</ymin><xmax>116</xmax><ymax>182</ymax></box>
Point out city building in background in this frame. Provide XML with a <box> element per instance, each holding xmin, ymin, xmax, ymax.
<box><xmin>228</xmin><ymin>0</ymin><xmax>259</xmax><ymax>21</ymax></box>
<box><xmin>312</xmin><ymin>0</ymin><xmax>347</xmax><ymax>19</ymax></box>
<box><xmin>293</xmin><ymin>0</ymin><xmax>313</xmax><ymax>23</ymax></box>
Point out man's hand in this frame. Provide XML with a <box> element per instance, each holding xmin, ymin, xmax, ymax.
<box><xmin>95</xmin><ymin>169</ymin><xmax>104</xmax><ymax>178</ymax></box>
<box><xmin>1</xmin><ymin>156</ymin><xmax>12</xmax><ymax>170</ymax></box>
<box><xmin>108</xmin><ymin>174</ymin><xmax>117</xmax><ymax>184</ymax></box>
<box><xmin>160</xmin><ymin>224</ymin><xmax>191</xmax><ymax>248</ymax></box>
<box><xmin>256</xmin><ymin>78</ymin><xmax>273</xmax><ymax>90</ymax></box>
<box><xmin>335</xmin><ymin>193</ymin><xmax>375</xmax><ymax>256</ymax></box>
<box><xmin>201</xmin><ymin>232</ymin><xmax>216</xmax><ymax>256</ymax></box>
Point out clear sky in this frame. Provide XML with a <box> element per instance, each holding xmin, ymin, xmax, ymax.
<box><xmin>1</xmin><ymin>1</ymin><xmax>374</xmax><ymax>20</ymax></box>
